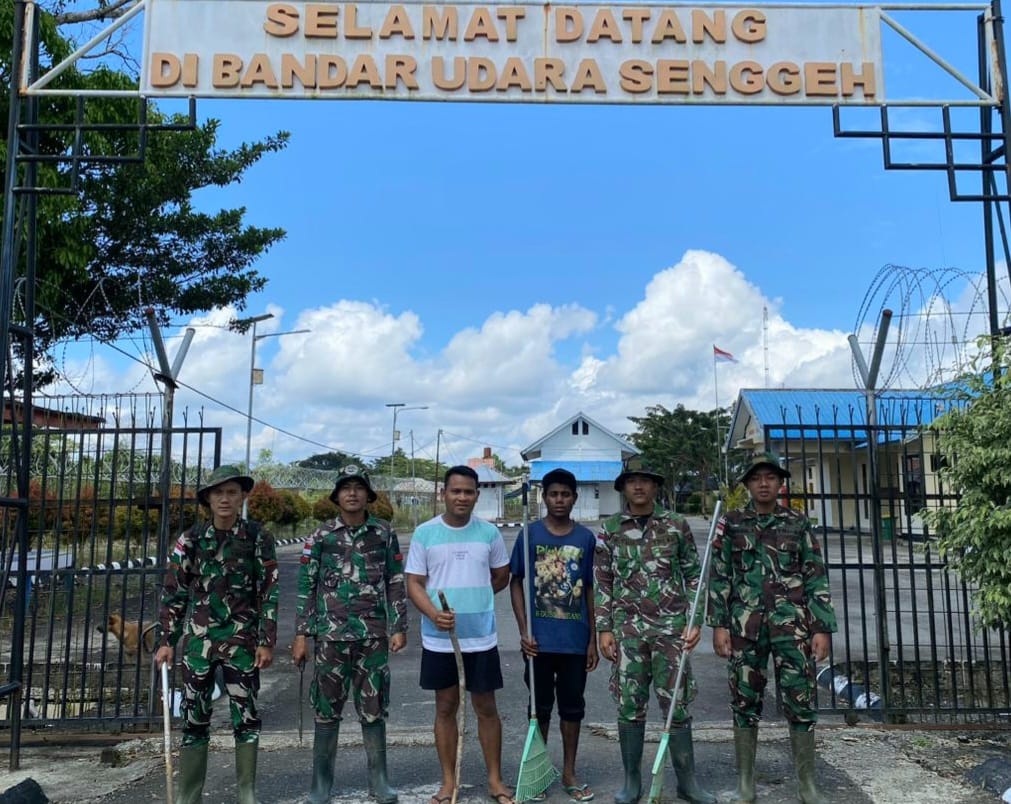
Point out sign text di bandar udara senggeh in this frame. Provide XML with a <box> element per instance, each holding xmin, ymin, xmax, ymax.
<box><xmin>147</xmin><ymin>3</ymin><xmax>879</xmax><ymax>100</ymax></box>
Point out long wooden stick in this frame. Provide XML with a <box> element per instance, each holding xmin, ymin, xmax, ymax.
<box><xmin>438</xmin><ymin>590</ymin><xmax>465</xmax><ymax>804</ymax></box>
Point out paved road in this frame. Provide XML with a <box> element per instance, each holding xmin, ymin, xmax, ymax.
<box><xmin>4</xmin><ymin>518</ymin><xmax>996</xmax><ymax>802</ymax></box>
<box><xmin>81</xmin><ymin>522</ymin><xmax>890</xmax><ymax>804</ymax></box>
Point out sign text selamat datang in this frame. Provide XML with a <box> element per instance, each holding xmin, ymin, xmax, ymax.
<box><xmin>141</xmin><ymin>2</ymin><xmax>884</xmax><ymax>104</ymax></box>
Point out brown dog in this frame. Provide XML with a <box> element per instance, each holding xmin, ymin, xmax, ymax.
<box><xmin>97</xmin><ymin>613</ymin><xmax>158</xmax><ymax>659</ymax></box>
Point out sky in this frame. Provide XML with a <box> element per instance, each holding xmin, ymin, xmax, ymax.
<box><xmin>44</xmin><ymin>1</ymin><xmax>1011</xmax><ymax>470</ymax></box>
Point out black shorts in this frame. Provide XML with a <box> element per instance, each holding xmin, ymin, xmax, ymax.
<box><xmin>420</xmin><ymin>646</ymin><xmax>503</xmax><ymax>694</ymax></box>
<box><xmin>523</xmin><ymin>651</ymin><xmax>588</xmax><ymax>722</ymax></box>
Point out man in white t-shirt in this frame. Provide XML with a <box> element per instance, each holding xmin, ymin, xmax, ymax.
<box><xmin>405</xmin><ymin>465</ymin><xmax>514</xmax><ymax>804</ymax></box>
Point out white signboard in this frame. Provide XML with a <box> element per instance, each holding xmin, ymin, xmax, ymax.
<box><xmin>141</xmin><ymin>1</ymin><xmax>884</xmax><ymax>104</ymax></box>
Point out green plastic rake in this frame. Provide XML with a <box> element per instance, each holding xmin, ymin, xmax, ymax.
<box><xmin>646</xmin><ymin>500</ymin><xmax>722</xmax><ymax>804</ymax></box>
<box><xmin>515</xmin><ymin>477</ymin><xmax>561</xmax><ymax>803</ymax></box>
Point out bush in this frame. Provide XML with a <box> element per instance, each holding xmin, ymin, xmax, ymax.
<box><xmin>719</xmin><ymin>483</ymin><xmax>749</xmax><ymax>512</ymax></box>
<box><xmin>112</xmin><ymin>505</ymin><xmax>159</xmax><ymax>541</ymax></box>
<box><xmin>312</xmin><ymin>496</ymin><xmax>338</xmax><ymax>521</ymax></box>
<box><xmin>247</xmin><ymin>480</ymin><xmax>285</xmax><ymax>524</ymax></box>
<box><xmin>685</xmin><ymin>492</ymin><xmax>703</xmax><ymax>514</ymax></box>
<box><xmin>369</xmin><ymin>491</ymin><xmax>394</xmax><ymax>521</ymax></box>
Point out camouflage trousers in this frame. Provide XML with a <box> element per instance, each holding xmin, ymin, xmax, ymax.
<box><xmin>610</xmin><ymin>633</ymin><xmax>696</xmax><ymax>725</ymax></box>
<box><xmin>312</xmin><ymin>638</ymin><xmax>390</xmax><ymax>725</ymax></box>
<box><xmin>729</xmin><ymin>629</ymin><xmax>816</xmax><ymax>729</ymax></box>
<box><xmin>180</xmin><ymin>637</ymin><xmax>260</xmax><ymax>747</ymax></box>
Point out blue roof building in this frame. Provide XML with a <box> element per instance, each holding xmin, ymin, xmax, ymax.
<box><xmin>727</xmin><ymin>387</ymin><xmax>961</xmax><ymax>536</ymax></box>
<box><xmin>521</xmin><ymin>411</ymin><xmax>639</xmax><ymax>520</ymax></box>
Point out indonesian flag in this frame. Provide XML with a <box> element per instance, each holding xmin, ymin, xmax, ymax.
<box><xmin>713</xmin><ymin>345</ymin><xmax>736</xmax><ymax>363</ymax></box>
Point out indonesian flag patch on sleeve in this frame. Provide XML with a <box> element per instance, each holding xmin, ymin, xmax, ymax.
<box><xmin>301</xmin><ymin>541</ymin><xmax>314</xmax><ymax>564</ymax></box>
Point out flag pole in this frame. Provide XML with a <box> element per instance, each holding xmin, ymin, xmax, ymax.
<box><xmin>713</xmin><ymin>347</ymin><xmax>721</xmax><ymax>487</ymax></box>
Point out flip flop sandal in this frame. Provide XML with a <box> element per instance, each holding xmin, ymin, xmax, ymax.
<box><xmin>564</xmin><ymin>784</ymin><xmax>594</xmax><ymax>802</ymax></box>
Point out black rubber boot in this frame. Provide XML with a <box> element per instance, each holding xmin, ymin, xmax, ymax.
<box><xmin>667</xmin><ymin>721</ymin><xmax>716</xmax><ymax>804</ymax></box>
<box><xmin>235</xmin><ymin>739</ymin><xmax>259</xmax><ymax>804</ymax></box>
<box><xmin>362</xmin><ymin>720</ymin><xmax>398</xmax><ymax>804</ymax></box>
<box><xmin>175</xmin><ymin>743</ymin><xmax>208</xmax><ymax>804</ymax></box>
<box><xmin>731</xmin><ymin>726</ymin><xmax>758</xmax><ymax>803</ymax></box>
<box><xmin>790</xmin><ymin>727</ymin><xmax>828</xmax><ymax>804</ymax></box>
<box><xmin>616</xmin><ymin>721</ymin><xmax>645</xmax><ymax>804</ymax></box>
<box><xmin>309</xmin><ymin>721</ymin><xmax>340</xmax><ymax>804</ymax></box>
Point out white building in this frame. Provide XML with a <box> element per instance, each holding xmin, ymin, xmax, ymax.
<box><xmin>520</xmin><ymin>411</ymin><xmax>640</xmax><ymax>521</ymax></box>
<box><xmin>466</xmin><ymin>448</ymin><xmax>516</xmax><ymax>521</ymax></box>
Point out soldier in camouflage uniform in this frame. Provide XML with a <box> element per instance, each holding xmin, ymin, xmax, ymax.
<box><xmin>595</xmin><ymin>463</ymin><xmax>715</xmax><ymax>804</ymax></box>
<box><xmin>292</xmin><ymin>465</ymin><xmax>408</xmax><ymax>804</ymax></box>
<box><xmin>707</xmin><ymin>453</ymin><xmax>837</xmax><ymax>804</ymax></box>
<box><xmin>154</xmin><ymin>465</ymin><xmax>279</xmax><ymax>804</ymax></box>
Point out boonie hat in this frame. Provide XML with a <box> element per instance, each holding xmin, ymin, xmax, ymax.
<box><xmin>329</xmin><ymin>464</ymin><xmax>378</xmax><ymax>504</ymax></box>
<box><xmin>613</xmin><ymin>458</ymin><xmax>665</xmax><ymax>492</ymax></box>
<box><xmin>541</xmin><ymin>468</ymin><xmax>577</xmax><ymax>494</ymax></box>
<box><xmin>197</xmin><ymin>465</ymin><xmax>254</xmax><ymax>505</ymax></box>
<box><xmin>739</xmin><ymin>451</ymin><xmax>790</xmax><ymax>485</ymax></box>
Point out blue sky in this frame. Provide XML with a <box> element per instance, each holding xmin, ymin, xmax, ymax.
<box><xmin>49</xmin><ymin>1</ymin><xmax>1011</xmax><ymax>469</ymax></box>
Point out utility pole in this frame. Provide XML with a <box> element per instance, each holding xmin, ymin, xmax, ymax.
<box><xmin>410</xmin><ymin>429</ymin><xmax>418</xmax><ymax>529</ymax></box>
<box><xmin>763</xmin><ymin>305</ymin><xmax>770</xmax><ymax>388</ymax></box>
<box><xmin>433</xmin><ymin>428</ymin><xmax>442</xmax><ymax>518</ymax></box>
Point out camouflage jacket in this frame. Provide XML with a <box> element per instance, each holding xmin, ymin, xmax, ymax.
<box><xmin>594</xmin><ymin>504</ymin><xmax>704</xmax><ymax>637</ymax></box>
<box><xmin>295</xmin><ymin>515</ymin><xmax>407</xmax><ymax>641</ymax></box>
<box><xmin>159</xmin><ymin>519</ymin><xmax>279</xmax><ymax>650</ymax></box>
<box><xmin>707</xmin><ymin>503</ymin><xmax>837</xmax><ymax>641</ymax></box>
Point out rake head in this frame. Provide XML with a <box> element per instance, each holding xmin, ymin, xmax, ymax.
<box><xmin>515</xmin><ymin>718</ymin><xmax>560</xmax><ymax>803</ymax></box>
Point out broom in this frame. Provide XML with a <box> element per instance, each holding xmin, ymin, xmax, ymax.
<box><xmin>515</xmin><ymin>477</ymin><xmax>561</xmax><ymax>803</ymax></box>
<box><xmin>646</xmin><ymin>500</ymin><xmax>723</xmax><ymax>804</ymax></box>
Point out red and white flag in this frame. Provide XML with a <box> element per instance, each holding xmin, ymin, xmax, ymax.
<box><xmin>713</xmin><ymin>345</ymin><xmax>737</xmax><ymax>363</ymax></box>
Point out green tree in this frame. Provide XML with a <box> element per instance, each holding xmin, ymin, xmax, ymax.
<box><xmin>1</xmin><ymin>2</ymin><xmax>287</xmax><ymax>384</ymax></box>
<box><xmin>626</xmin><ymin>404</ymin><xmax>743</xmax><ymax>512</ymax></box>
<box><xmin>371</xmin><ymin>449</ymin><xmax>440</xmax><ymax>483</ymax></box>
<box><xmin>297</xmin><ymin>451</ymin><xmax>362</xmax><ymax>471</ymax></box>
<box><xmin>922</xmin><ymin>339</ymin><xmax>1011</xmax><ymax>627</ymax></box>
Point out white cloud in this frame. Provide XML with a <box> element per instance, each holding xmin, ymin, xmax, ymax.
<box><xmin>51</xmin><ymin>250</ymin><xmax>982</xmax><ymax>467</ymax></box>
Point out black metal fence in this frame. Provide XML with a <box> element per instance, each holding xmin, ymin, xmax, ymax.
<box><xmin>0</xmin><ymin>411</ymin><xmax>220</xmax><ymax>731</ymax></box>
<box><xmin>765</xmin><ymin>395</ymin><xmax>1010</xmax><ymax>724</ymax></box>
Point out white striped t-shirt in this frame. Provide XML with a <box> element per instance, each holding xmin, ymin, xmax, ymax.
<box><xmin>405</xmin><ymin>515</ymin><xmax>509</xmax><ymax>653</ymax></box>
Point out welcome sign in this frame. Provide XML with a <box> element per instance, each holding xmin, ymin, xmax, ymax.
<box><xmin>141</xmin><ymin>1</ymin><xmax>884</xmax><ymax>104</ymax></box>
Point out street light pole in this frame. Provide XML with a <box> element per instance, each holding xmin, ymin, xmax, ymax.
<box><xmin>244</xmin><ymin>314</ymin><xmax>274</xmax><ymax>481</ymax></box>
<box><xmin>242</xmin><ymin>314</ymin><xmax>311</xmax><ymax>517</ymax></box>
<box><xmin>385</xmin><ymin>402</ymin><xmax>428</xmax><ymax>486</ymax></box>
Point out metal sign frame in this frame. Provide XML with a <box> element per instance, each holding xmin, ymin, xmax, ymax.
<box><xmin>2</xmin><ymin>0</ymin><xmax>1011</xmax><ymax>770</ymax></box>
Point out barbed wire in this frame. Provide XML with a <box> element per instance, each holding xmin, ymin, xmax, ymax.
<box><xmin>853</xmin><ymin>264</ymin><xmax>1011</xmax><ymax>390</ymax></box>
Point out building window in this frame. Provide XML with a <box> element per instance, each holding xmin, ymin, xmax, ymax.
<box><xmin>582</xmin><ymin>421</ymin><xmax>589</xmax><ymax>435</ymax></box>
<box><xmin>572</xmin><ymin>422</ymin><xmax>579</xmax><ymax>435</ymax></box>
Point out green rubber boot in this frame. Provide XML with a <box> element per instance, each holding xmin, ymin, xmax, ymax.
<box><xmin>309</xmin><ymin>721</ymin><xmax>340</xmax><ymax>804</ymax></box>
<box><xmin>362</xmin><ymin>720</ymin><xmax>398</xmax><ymax>804</ymax></box>
<box><xmin>175</xmin><ymin>743</ymin><xmax>208</xmax><ymax>804</ymax></box>
<box><xmin>731</xmin><ymin>726</ymin><xmax>758</xmax><ymax>803</ymax></box>
<box><xmin>790</xmin><ymin>727</ymin><xmax>828</xmax><ymax>804</ymax></box>
<box><xmin>667</xmin><ymin>721</ymin><xmax>716</xmax><ymax>804</ymax></box>
<box><xmin>616</xmin><ymin>721</ymin><xmax>645</xmax><ymax>804</ymax></box>
<box><xmin>235</xmin><ymin>739</ymin><xmax>259</xmax><ymax>804</ymax></box>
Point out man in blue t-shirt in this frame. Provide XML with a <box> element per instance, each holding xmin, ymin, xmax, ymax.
<box><xmin>510</xmin><ymin>468</ymin><xmax>599</xmax><ymax>802</ymax></box>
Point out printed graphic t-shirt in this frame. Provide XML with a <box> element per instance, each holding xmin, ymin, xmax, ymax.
<box><xmin>509</xmin><ymin>520</ymin><xmax>595</xmax><ymax>655</ymax></box>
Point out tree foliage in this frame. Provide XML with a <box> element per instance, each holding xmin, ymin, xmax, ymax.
<box><xmin>297</xmin><ymin>451</ymin><xmax>362</xmax><ymax>471</ymax></box>
<box><xmin>1</xmin><ymin>1</ymin><xmax>288</xmax><ymax>384</ymax></box>
<box><xmin>922</xmin><ymin>339</ymin><xmax>1011</xmax><ymax>628</ymax></box>
<box><xmin>626</xmin><ymin>404</ymin><xmax>744</xmax><ymax>509</ymax></box>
